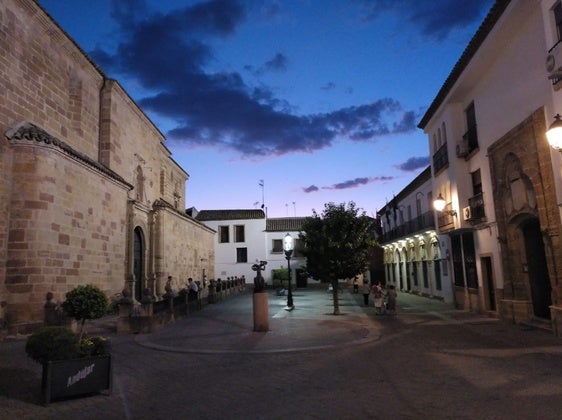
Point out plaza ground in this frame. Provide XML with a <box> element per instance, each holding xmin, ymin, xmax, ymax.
<box><xmin>1</xmin><ymin>286</ymin><xmax>561</xmax><ymax>419</ymax></box>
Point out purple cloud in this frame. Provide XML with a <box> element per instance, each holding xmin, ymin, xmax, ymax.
<box><xmin>303</xmin><ymin>185</ymin><xmax>319</xmax><ymax>193</ymax></box>
<box><xmin>396</xmin><ymin>156</ymin><xmax>430</xmax><ymax>171</ymax></box>
<box><xmin>303</xmin><ymin>176</ymin><xmax>395</xmax><ymax>193</ymax></box>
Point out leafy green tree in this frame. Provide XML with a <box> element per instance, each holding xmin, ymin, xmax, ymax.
<box><xmin>299</xmin><ymin>202</ymin><xmax>377</xmax><ymax>314</ymax></box>
<box><xmin>62</xmin><ymin>284</ymin><xmax>108</xmax><ymax>339</ymax></box>
<box><xmin>272</xmin><ymin>267</ymin><xmax>289</xmax><ymax>289</ymax></box>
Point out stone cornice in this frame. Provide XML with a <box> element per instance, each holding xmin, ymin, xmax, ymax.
<box><xmin>5</xmin><ymin>121</ymin><xmax>133</xmax><ymax>190</ymax></box>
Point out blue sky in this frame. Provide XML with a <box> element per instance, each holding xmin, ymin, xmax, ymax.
<box><xmin>38</xmin><ymin>0</ymin><xmax>494</xmax><ymax>217</ymax></box>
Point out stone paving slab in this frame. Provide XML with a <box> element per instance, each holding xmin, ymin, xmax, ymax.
<box><xmin>135</xmin><ymin>288</ymin><xmax>381</xmax><ymax>354</ymax></box>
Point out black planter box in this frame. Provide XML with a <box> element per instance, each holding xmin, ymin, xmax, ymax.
<box><xmin>42</xmin><ymin>354</ymin><xmax>112</xmax><ymax>404</ymax></box>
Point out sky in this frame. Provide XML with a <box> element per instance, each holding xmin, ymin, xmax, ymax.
<box><xmin>38</xmin><ymin>0</ymin><xmax>495</xmax><ymax>218</ymax></box>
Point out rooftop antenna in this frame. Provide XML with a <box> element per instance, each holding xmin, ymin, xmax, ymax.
<box><xmin>292</xmin><ymin>202</ymin><xmax>296</xmax><ymax>217</ymax></box>
<box><xmin>258</xmin><ymin>179</ymin><xmax>265</xmax><ymax>209</ymax></box>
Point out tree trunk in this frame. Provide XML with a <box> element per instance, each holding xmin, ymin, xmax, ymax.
<box><xmin>79</xmin><ymin>318</ymin><xmax>86</xmax><ymax>340</ymax></box>
<box><xmin>332</xmin><ymin>279</ymin><xmax>340</xmax><ymax>315</ymax></box>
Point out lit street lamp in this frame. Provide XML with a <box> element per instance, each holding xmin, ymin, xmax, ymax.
<box><xmin>433</xmin><ymin>193</ymin><xmax>457</xmax><ymax>217</ymax></box>
<box><xmin>547</xmin><ymin>114</ymin><xmax>562</xmax><ymax>152</ymax></box>
<box><xmin>283</xmin><ymin>233</ymin><xmax>294</xmax><ymax>310</ymax></box>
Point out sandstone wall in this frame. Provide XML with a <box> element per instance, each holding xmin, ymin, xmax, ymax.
<box><xmin>0</xmin><ymin>0</ymin><xmax>214</xmax><ymax>330</ymax></box>
<box><xmin>6</xmin><ymin>135</ymin><xmax>129</xmax><ymax>324</ymax></box>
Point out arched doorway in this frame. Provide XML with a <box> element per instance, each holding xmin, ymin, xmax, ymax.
<box><xmin>521</xmin><ymin>218</ymin><xmax>551</xmax><ymax>319</ymax></box>
<box><xmin>133</xmin><ymin>227</ymin><xmax>145</xmax><ymax>301</ymax></box>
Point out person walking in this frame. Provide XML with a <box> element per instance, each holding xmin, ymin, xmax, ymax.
<box><xmin>386</xmin><ymin>285</ymin><xmax>397</xmax><ymax>315</ymax></box>
<box><xmin>373</xmin><ymin>282</ymin><xmax>384</xmax><ymax>315</ymax></box>
<box><xmin>362</xmin><ymin>281</ymin><xmax>371</xmax><ymax>306</ymax></box>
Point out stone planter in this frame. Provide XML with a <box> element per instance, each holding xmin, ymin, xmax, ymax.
<box><xmin>42</xmin><ymin>354</ymin><xmax>112</xmax><ymax>404</ymax></box>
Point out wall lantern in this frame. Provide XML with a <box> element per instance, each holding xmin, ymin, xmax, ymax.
<box><xmin>433</xmin><ymin>193</ymin><xmax>457</xmax><ymax>216</ymax></box>
<box><xmin>546</xmin><ymin>114</ymin><xmax>562</xmax><ymax>152</ymax></box>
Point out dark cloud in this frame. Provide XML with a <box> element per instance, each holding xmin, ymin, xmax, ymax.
<box><xmin>303</xmin><ymin>176</ymin><xmax>394</xmax><ymax>193</ymax></box>
<box><xmin>357</xmin><ymin>0</ymin><xmax>494</xmax><ymax>41</ymax></box>
<box><xmin>303</xmin><ymin>185</ymin><xmax>319</xmax><ymax>193</ymax></box>
<box><xmin>245</xmin><ymin>53</ymin><xmax>288</xmax><ymax>76</ymax></box>
<box><xmin>264</xmin><ymin>53</ymin><xmax>288</xmax><ymax>72</ymax></box>
<box><xmin>396</xmin><ymin>156</ymin><xmax>430</xmax><ymax>172</ymax></box>
<box><xmin>92</xmin><ymin>0</ymin><xmax>418</xmax><ymax>158</ymax></box>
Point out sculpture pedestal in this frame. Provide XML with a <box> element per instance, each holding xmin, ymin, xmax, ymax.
<box><xmin>252</xmin><ymin>292</ymin><xmax>269</xmax><ymax>332</ymax></box>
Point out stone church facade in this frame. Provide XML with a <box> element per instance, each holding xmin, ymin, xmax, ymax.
<box><xmin>0</xmin><ymin>0</ymin><xmax>214</xmax><ymax>332</ymax></box>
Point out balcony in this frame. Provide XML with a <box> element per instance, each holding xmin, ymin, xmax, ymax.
<box><xmin>379</xmin><ymin>211</ymin><xmax>435</xmax><ymax>243</ymax></box>
<box><xmin>462</xmin><ymin>124</ymin><xmax>479</xmax><ymax>155</ymax></box>
<box><xmin>436</xmin><ymin>203</ymin><xmax>455</xmax><ymax>230</ymax></box>
<box><xmin>467</xmin><ymin>193</ymin><xmax>485</xmax><ymax>221</ymax></box>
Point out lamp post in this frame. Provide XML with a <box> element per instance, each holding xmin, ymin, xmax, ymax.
<box><xmin>283</xmin><ymin>233</ymin><xmax>294</xmax><ymax>310</ymax></box>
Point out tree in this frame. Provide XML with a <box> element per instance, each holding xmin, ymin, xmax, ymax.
<box><xmin>299</xmin><ymin>202</ymin><xmax>377</xmax><ymax>315</ymax></box>
<box><xmin>62</xmin><ymin>284</ymin><xmax>109</xmax><ymax>339</ymax></box>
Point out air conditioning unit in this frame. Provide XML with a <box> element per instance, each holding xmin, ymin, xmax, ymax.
<box><xmin>463</xmin><ymin>206</ymin><xmax>472</xmax><ymax>221</ymax></box>
<box><xmin>546</xmin><ymin>42</ymin><xmax>562</xmax><ymax>78</ymax></box>
<box><xmin>456</xmin><ymin>141</ymin><xmax>469</xmax><ymax>158</ymax></box>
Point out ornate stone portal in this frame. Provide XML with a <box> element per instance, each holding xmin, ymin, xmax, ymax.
<box><xmin>488</xmin><ymin>109</ymin><xmax>562</xmax><ymax>334</ymax></box>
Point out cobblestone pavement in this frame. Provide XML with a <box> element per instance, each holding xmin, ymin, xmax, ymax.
<box><xmin>1</xmin><ymin>287</ymin><xmax>562</xmax><ymax>419</ymax></box>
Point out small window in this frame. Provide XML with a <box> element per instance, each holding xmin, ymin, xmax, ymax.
<box><xmin>135</xmin><ymin>166</ymin><xmax>144</xmax><ymax>201</ymax></box>
<box><xmin>236</xmin><ymin>247</ymin><xmax>247</xmax><ymax>263</ymax></box>
<box><xmin>464</xmin><ymin>102</ymin><xmax>479</xmax><ymax>152</ymax></box>
<box><xmin>234</xmin><ymin>225</ymin><xmax>245</xmax><ymax>243</ymax></box>
<box><xmin>219</xmin><ymin>226</ymin><xmax>229</xmax><ymax>243</ymax></box>
<box><xmin>272</xmin><ymin>239</ymin><xmax>283</xmax><ymax>253</ymax></box>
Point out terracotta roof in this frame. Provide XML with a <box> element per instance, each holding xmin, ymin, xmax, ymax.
<box><xmin>266</xmin><ymin>217</ymin><xmax>308</xmax><ymax>232</ymax></box>
<box><xmin>418</xmin><ymin>0</ymin><xmax>511</xmax><ymax>129</ymax></box>
<box><xmin>195</xmin><ymin>209</ymin><xmax>265</xmax><ymax>221</ymax></box>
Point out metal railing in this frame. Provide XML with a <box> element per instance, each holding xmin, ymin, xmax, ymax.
<box><xmin>380</xmin><ymin>211</ymin><xmax>435</xmax><ymax>242</ymax></box>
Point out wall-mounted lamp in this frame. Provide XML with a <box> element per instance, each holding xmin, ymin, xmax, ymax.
<box><xmin>546</xmin><ymin>114</ymin><xmax>562</xmax><ymax>152</ymax></box>
<box><xmin>433</xmin><ymin>193</ymin><xmax>457</xmax><ymax>216</ymax></box>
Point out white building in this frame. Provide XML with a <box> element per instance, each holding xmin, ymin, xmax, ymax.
<box><xmin>378</xmin><ymin>167</ymin><xmax>454</xmax><ymax>303</ymax></box>
<box><xmin>418</xmin><ymin>0</ymin><xmax>562</xmax><ymax>335</ymax></box>
<box><xmin>193</xmin><ymin>209</ymin><xmax>307</xmax><ymax>286</ymax></box>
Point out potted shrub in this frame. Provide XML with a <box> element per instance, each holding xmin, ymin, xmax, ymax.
<box><xmin>25</xmin><ymin>284</ymin><xmax>112</xmax><ymax>404</ymax></box>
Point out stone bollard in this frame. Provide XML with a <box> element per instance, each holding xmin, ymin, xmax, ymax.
<box><xmin>44</xmin><ymin>292</ymin><xmax>60</xmax><ymax>326</ymax></box>
<box><xmin>252</xmin><ymin>291</ymin><xmax>269</xmax><ymax>332</ymax></box>
<box><xmin>208</xmin><ymin>283</ymin><xmax>216</xmax><ymax>304</ymax></box>
<box><xmin>117</xmin><ymin>289</ymin><xmax>134</xmax><ymax>334</ymax></box>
